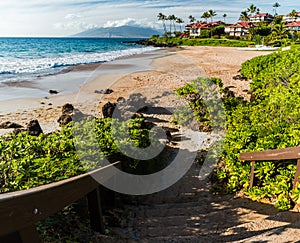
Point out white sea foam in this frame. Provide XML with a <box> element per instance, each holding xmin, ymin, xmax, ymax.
<box><xmin>0</xmin><ymin>46</ymin><xmax>158</xmax><ymax>78</ymax></box>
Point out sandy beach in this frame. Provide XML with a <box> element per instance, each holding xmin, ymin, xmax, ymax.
<box><xmin>0</xmin><ymin>46</ymin><xmax>272</xmax><ymax>135</ymax></box>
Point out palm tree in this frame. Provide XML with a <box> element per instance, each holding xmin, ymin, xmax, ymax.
<box><xmin>176</xmin><ymin>17</ymin><xmax>184</xmax><ymax>32</ymax></box>
<box><xmin>157</xmin><ymin>13</ymin><xmax>167</xmax><ymax>34</ymax></box>
<box><xmin>166</xmin><ymin>15</ymin><xmax>173</xmax><ymax>33</ymax></box>
<box><xmin>166</xmin><ymin>15</ymin><xmax>177</xmax><ymax>34</ymax></box>
<box><xmin>239</xmin><ymin>11</ymin><xmax>250</xmax><ymax>21</ymax></box>
<box><xmin>271</xmin><ymin>23</ymin><xmax>289</xmax><ymax>46</ymax></box>
<box><xmin>247</xmin><ymin>4</ymin><xmax>258</xmax><ymax>16</ymax></box>
<box><xmin>223</xmin><ymin>14</ymin><xmax>227</xmax><ymax>23</ymax></box>
<box><xmin>289</xmin><ymin>9</ymin><xmax>297</xmax><ymax>18</ymax></box>
<box><xmin>201</xmin><ymin>12</ymin><xmax>210</xmax><ymax>23</ymax></box>
<box><xmin>189</xmin><ymin>15</ymin><xmax>196</xmax><ymax>24</ymax></box>
<box><xmin>208</xmin><ymin>9</ymin><xmax>217</xmax><ymax>22</ymax></box>
<box><xmin>273</xmin><ymin>2</ymin><xmax>280</xmax><ymax>16</ymax></box>
<box><xmin>170</xmin><ymin>14</ymin><xmax>177</xmax><ymax>32</ymax></box>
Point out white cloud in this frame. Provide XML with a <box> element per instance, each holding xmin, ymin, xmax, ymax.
<box><xmin>103</xmin><ymin>18</ymin><xmax>160</xmax><ymax>29</ymax></box>
<box><xmin>0</xmin><ymin>0</ymin><xmax>299</xmax><ymax>36</ymax></box>
<box><xmin>65</xmin><ymin>13</ymin><xmax>82</xmax><ymax>20</ymax></box>
<box><xmin>54</xmin><ymin>21</ymin><xmax>98</xmax><ymax>31</ymax></box>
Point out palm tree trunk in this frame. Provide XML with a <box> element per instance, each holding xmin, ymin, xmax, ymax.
<box><xmin>163</xmin><ymin>21</ymin><xmax>167</xmax><ymax>34</ymax></box>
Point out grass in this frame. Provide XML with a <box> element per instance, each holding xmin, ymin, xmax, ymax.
<box><xmin>149</xmin><ymin>37</ymin><xmax>254</xmax><ymax>47</ymax></box>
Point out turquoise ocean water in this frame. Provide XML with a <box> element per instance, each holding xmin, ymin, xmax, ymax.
<box><xmin>0</xmin><ymin>37</ymin><xmax>156</xmax><ymax>84</ymax></box>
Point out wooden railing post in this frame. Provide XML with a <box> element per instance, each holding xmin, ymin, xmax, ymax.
<box><xmin>0</xmin><ymin>162</ymin><xmax>119</xmax><ymax>240</ymax></box>
<box><xmin>293</xmin><ymin>159</ymin><xmax>300</xmax><ymax>189</ymax></box>
<box><xmin>87</xmin><ymin>187</ymin><xmax>105</xmax><ymax>234</ymax></box>
<box><xmin>240</xmin><ymin>147</ymin><xmax>300</xmax><ymax>190</ymax></box>
<box><xmin>250</xmin><ymin>161</ymin><xmax>255</xmax><ymax>188</ymax></box>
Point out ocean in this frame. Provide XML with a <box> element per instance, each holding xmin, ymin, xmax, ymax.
<box><xmin>0</xmin><ymin>37</ymin><xmax>156</xmax><ymax>84</ymax></box>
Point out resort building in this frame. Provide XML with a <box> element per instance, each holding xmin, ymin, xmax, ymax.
<box><xmin>250</xmin><ymin>13</ymin><xmax>274</xmax><ymax>23</ymax></box>
<box><xmin>285</xmin><ymin>21</ymin><xmax>300</xmax><ymax>32</ymax></box>
<box><xmin>184</xmin><ymin>24</ymin><xmax>193</xmax><ymax>33</ymax></box>
<box><xmin>282</xmin><ymin>12</ymin><xmax>300</xmax><ymax>23</ymax></box>
<box><xmin>224</xmin><ymin>22</ymin><xmax>254</xmax><ymax>37</ymax></box>
<box><xmin>188</xmin><ymin>21</ymin><xmax>224</xmax><ymax>37</ymax></box>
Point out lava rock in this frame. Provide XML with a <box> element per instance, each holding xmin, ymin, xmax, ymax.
<box><xmin>62</xmin><ymin>103</ymin><xmax>74</xmax><ymax>115</ymax></box>
<box><xmin>49</xmin><ymin>90</ymin><xmax>59</xmax><ymax>94</ymax></box>
<box><xmin>102</xmin><ymin>102</ymin><xmax>116</xmax><ymax>118</ymax></box>
<box><xmin>57</xmin><ymin>103</ymin><xmax>87</xmax><ymax>126</ymax></box>
<box><xmin>94</xmin><ymin>89</ymin><xmax>114</xmax><ymax>94</ymax></box>
<box><xmin>0</xmin><ymin>121</ymin><xmax>23</xmax><ymax>129</ymax></box>
<box><xmin>57</xmin><ymin>114</ymin><xmax>73</xmax><ymax>126</ymax></box>
<box><xmin>27</xmin><ymin>120</ymin><xmax>43</xmax><ymax>136</ymax></box>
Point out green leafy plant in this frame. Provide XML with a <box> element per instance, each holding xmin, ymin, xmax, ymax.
<box><xmin>216</xmin><ymin>46</ymin><xmax>300</xmax><ymax>211</ymax></box>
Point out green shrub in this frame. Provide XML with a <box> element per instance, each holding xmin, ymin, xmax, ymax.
<box><xmin>0</xmin><ymin>118</ymin><xmax>162</xmax><ymax>193</ymax></box>
<box><xmin>218</xmin><ymin>45</ymin><xmax>300</xmax><ymax>210</ymax></box>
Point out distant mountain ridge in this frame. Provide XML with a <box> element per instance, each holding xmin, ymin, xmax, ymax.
<box><xmin>73</xmin><ymin>25</ymin><xmax>162</xmax><ymax>38</ymax></box>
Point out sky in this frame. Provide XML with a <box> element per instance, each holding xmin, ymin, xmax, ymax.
<box><xmin>0</xmin><ymin>0</ymin><xmax>299</xmax><ymax>37</ymax></box>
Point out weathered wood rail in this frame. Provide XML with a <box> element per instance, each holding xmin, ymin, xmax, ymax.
<box><xmin>240</xmin><ymin>146</ymin><xmax>300</xmax><ymax>188</ymax></box>
<box><xmin>0</xmin><ymin>162</ymin><xmax>120</xmax><ymax>243</ymax></box>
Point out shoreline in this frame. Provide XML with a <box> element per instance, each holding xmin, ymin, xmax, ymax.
<box><xmin>0</xmin><ymin>46</ymin><xmax>272</xmax><ymax>135</ymax></box>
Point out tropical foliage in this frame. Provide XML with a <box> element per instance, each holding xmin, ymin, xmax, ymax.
<box><xmin>217</xmin><ymin>46</ymin><xmax>300</xmax><ymax>210</ymax></box>
<box><xmin>0</xmin><ymin>117</ymin><xmax>162</xmax><ymax>193</ymax></box>
<box><xmin>174</xmin><ymin>46</ymin><xmax>300</xmax><ymax>211</ymax></box>
<box><xmin>156</xmin><ymin>2</ymin><xmax>300</xmax><ymax>47</ymax></box>
<box><xmin>148</xmin><ymin>36</ymin><xmax>254</xmax><ymax>47</ymax></box>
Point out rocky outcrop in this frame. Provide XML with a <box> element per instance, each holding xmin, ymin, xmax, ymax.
<box><xmin>133</xmin><ymin>39</ymin><xmax>177</xmax><ymax>48</ymax></box>
<box><xmin>233</xmin><ymin>74</ymin><xmax>247</xmax><ymax>81</ymax></box>
<box><xmin>57</xmin><ymin>114</ymin><xmax>73</xmax><ymax>126</ymax></box>
<box><xmin>0</xmin><ymin>121</ymin><xmax>23</xmax><ymax>129</ymax></box>
<box><xmin>57</xmin><ymin>103</ymin><xmax>87</xmax><ymax>126</ymax></box>
<box><xmin>49</xmin><ymin>90</ymin><xmax>59</xmax><ymax>94</ymax></box>
<box><xmin>102</xmin><ymin>102</ymin><xmax>117</xmax><ymax>118</ymax></box>
<box><xmin>27</xmin><ymin>120</ymin><xmax>43</xmax><ymax>136</ymax></box>
<box><xmin>95</xmin><ymin>89</ymin><xmax>114</xmax><ymax>94</ymax></box>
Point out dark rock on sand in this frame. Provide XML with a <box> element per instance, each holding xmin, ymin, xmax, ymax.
<box><xmin>62</xmin><ymin>103</ymin><xmax>74</xmax><ymax>115</ymax></box>
<box><xmin>27</xmin><ymin>120</ymin><xmax>43</xmax><ymax>136</ymax></box>
<box><xmin>117</xmin><ymin>97</ymin><xmax>126</xmax><ymax>103</ymax></box>
<box><xmin>95</xmin><ymin>89</ymin><xmax>114</xmax><ymax>94</ymax></box>
<box><xmin>49</xmin><ymin>90</ymin><xmax>59</xmax><ymax>94</ymax></box>
<box><xmin>57</xmin><ymin>114</ymin><xmax>73</xmax><ymax>126</ymax></box>
<box><xmin>57</xmin><ymin>103</ymin><xmax>87</xmax><ymax>126</ymax></box>
<box><xmin>0</xmin><ymin>121</ymin><xmax>23</xmax><ymax>129</ymax></box>
<box><xmin>233</xmin><ymin>74</ymin><xmax>247</xmax><ymax>81</ymax></box>
<box><xmin>102</xmin><ymin>102</ymin><xmax>117</xmax><ymax>118</ymax></box>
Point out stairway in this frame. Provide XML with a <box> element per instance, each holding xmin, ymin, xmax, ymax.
<box><xmin>95</xmin><ymin>99</ymin><xmax>300</xmax><ymax>242</ymax></box>
<box><xmin>94</xmin><ymin>157</ymin><xmax>300</xmax><ymax>242</ymax></box>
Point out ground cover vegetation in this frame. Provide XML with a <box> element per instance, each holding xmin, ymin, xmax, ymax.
<box><xmin>176</xmin><ymin>46</ymin><xmax>300</xmax><ymax>211</ymax></box>
<box><xmin>0</xmin><ymin>117</ymin><xmax>165</xmax><ymax>241</ymax></box>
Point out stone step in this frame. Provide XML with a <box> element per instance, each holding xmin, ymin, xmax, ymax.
<box><xmin>221</xmin><ymin>211</ymin><xmax>300</xmax><ymax>242</ymax></box>
<box><xmin>129</xmin><ymin>207</ymin><xmax>266</xmax><ymax>228</ymax></box>
<box><xmin>112</xmin><ymin>224</ymin><xmax>221</xmax><ymax>238</ymax></box>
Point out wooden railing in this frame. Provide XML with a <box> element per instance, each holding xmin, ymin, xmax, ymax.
<box><xmin>0</xmin><ymin>162</ymin><xmax>120</xmax><ymax>243</ymax></box>
<box><xmin>240</xmin><ymin>146</ymin><xmax>300</xmax><ymax>189</ymax></box>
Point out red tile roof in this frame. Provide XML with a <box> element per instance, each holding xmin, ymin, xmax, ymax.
<box><xmin>191</xmin><ymin>21</ymin><xmax>224</xmax><ymax>29</ymax></box>
<box><xmin>285</xmin><ymin>21</ymin><xmax>300</xmax><ymax>27</ymax></box>
<box><xmin>251</xmin><ymin>13</ymin><xmax>273</xmax><ymax>18</ymax></box>
<box><xmin>192</xmin><ymin>22</ymin><xmax>210</xmax><ymax>29</ymax></box>
<box><xmin>227</xmin><ymin>22</ymin><xmax>254</xmax><ymax>28</ymax></box>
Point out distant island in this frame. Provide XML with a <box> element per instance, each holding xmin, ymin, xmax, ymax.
<box><xmin>73</xmin><ymin>25</ymin><xmax>163</xmax><ymax>38</ymax></box>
